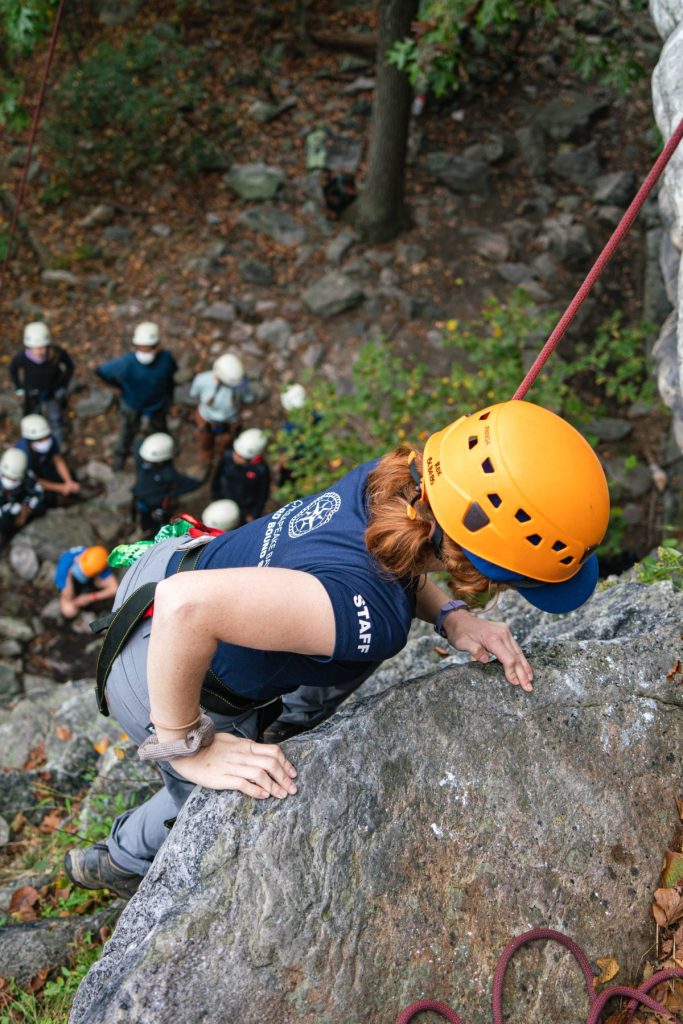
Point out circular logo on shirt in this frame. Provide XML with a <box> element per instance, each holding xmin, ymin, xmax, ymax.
<box><xmin>288</xmin><ymin>492</ymin><xmax>341</xmax><ymax>538</ymax></box>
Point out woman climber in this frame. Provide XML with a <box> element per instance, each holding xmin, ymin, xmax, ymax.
<box><xmin>64</xmin><ymin>401</ymin><xmax>609</xmax><ymax>900</ymax></box>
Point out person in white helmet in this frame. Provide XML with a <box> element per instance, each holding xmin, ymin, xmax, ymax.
<box><xmin>9</xmin><ymin>322</ymin><xmax>74</xmax><ymax>446</ymax></box>
<box><xmin>16</xmin><ymin>414</ymin><xmax>80</xmax><ymax>506</ymax></box>
<box><xmin>95</xmin><ymin>322</ymin><xmax>177</xmax><ymax>471</ymax></box>
<box><xmin>276</xmin><ymin>382</ymin><xmax>313</xmax><ymax>488</ymax></box>
<box><xmin>211</xmin><ymin>428</ymin><xmax>271</xmax><ymax>524</ymax></box>
<box><xmin>0</xmin><ymin>448</ymin><xmax>46</xmax><ymax>547</ymax></box>
<box><xmin>201</xmin><ymin>499</ymin><xmax>241</xmax><ymax>533</ymax></box>
<box><xmin>189</xmin><ymin>352</ymin><xmax>253</xmax><ymax>469</ymax></box>
<box><xmin>132</xmin><ymin>433</ymin><xmax>202</xmax><ymax>537</ymax></box>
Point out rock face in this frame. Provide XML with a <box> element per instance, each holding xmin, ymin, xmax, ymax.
<box><xmin>70</xmin><ymin>581</ymin><xmax>683</xmax><ymax>1024</ymax></box>
<box><xmin>651</xmin><ymin>0</ymin><xmax>683</xmax><ymax>449</ymax></box>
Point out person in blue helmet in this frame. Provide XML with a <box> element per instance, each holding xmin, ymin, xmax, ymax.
<box><xmin>64</xmin><ymin>401</ymin><xmax>610</xmax><ymax>899</ymax></box>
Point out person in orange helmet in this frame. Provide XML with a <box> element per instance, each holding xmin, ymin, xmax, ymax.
<box><xmin>54</xmin><ymin>545</ymin><xmax>119</xmax><ymax>620</ymax></box>
<box><xmin>64</xmin><ymin>401</ymin><xmax>609</xmax><ymax>898</ymax></box>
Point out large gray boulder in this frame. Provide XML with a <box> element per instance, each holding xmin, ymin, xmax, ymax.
<box><xmin>651</xmin><ymin>0</ymin><xmax>683</xmax><ymax>449</ymax></box>
<box><xmin>70</xmin><ymin>581</ymin><xmax>683</xmax><ymax>1024</ymax></box>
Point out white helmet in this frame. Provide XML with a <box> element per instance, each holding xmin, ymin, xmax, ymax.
<box><xmin>234</xmin><ymin>428</ymin><xmax>267</xmax><ymax>460</ymax></box>
<box><xmin>139</xmin><ymin>432</ymin><xmax>174</xmax><ymax>463</ymax></box>
<box><xmin>0</xmin><ymin>447</ymin><xmax>28</xmax><ymax>483</ymax></box>
<box><xmin>21</xmin><ymin>414</ymin><xmax>51</xmax><ymax>441</ymax></box>
<box><xmin>281</xmin><ymin>383</ymin><xmax>306</xmax><ymax>412</ymax></box>
<box><xmin>133</xmin><ymin>322</ymin><xmax>160</xmax><ymax>347</ymax></box>
<box><xmin>213</xmin><ymin>353</ymin><xmax>244</xmax><ymax>387</ymax></box>
<box><xmin>201</xmin><ymin>499</ymin><xmax>240</xmax><ymax>531</ymax></box>
<box><xmin>23</xmin><ymin>322</ymin><xmax>51</xmax><ymax>348</ymax></box>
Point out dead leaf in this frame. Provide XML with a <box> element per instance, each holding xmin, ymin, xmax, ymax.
<box><xmin>667</xmin><ymin>659</ymin><xmax>683</xmax><ymax>684</ymax></box>
<box><xmin>10</xmin><ymin>811</ymin><xmax>26</xmax><ymax>834</ymax></box>
<box><xmin>435</xmin><ymin>645</ymin><xmax>449</xmax><ymax>656</ymax></box>
<box><xmin>652</xmin><ymin>886</ymin><xmax>683</xmax><ymax>927</ymax></box>
<box><xmin>54</xmin><ymin>725</ymin><xmax>72</xmax><ymax>741</ymax></box>
<box><xmin>676</xmin><ymin>796</ymin><xmax>683</xmax><ymax>822</ymax></box>
<box><xmin>26</xmin><ymin>966</ymin><xmax>49</xmax><ymax>994</ymax></box>
<box><xmin>39</xmin><ymin>808</ymin><xmax>64</xmax><ymax>834</ymax></box>
<box><xmin>594</xmin><ymin>956</ymin><xmax>620</xmax><ymax>987</ymax></box>
<box><xmin>114</xmin><ymin>747</ymin><xmax>125</xmax><ymax>759</ymax></box>
<box><xmin>93</xmin><ymin>738</ymin><xmax>110</xmax><ymax>755</ymax></box>
<box><xmin>662</xmin><ymin>850</ymin><xmax>683</xmax><ymax>888</ymax></box>
<box><xmin>9</xmin><ymin>886</ymin><xmax>40</xmax><ymax>921</ymax></box>
<box><xmin>23</xmin><ymin>742</ymin><xmax>46</xmax><ymax>770</ymax></box>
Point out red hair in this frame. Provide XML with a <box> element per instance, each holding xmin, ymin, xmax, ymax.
<box><xmin>365</xmin><ymin>447</ymin><xmax>494</xmax><ymax>602</ymax></box>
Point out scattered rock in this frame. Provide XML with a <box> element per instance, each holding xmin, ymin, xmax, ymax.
<box><xmin>592</xmin><ymin>170</ymin><xmax>637</xmax><ymax>205</ymax></box>
<box><xmin>325</xmin><ymin>229</ymin><xmax>356</xmax><ymax>265</ymax></box>
<box><xmin>201</xmin><ymin>302</ymin><xmax>236</xmax><ymax>323</ymax></box>
<box><xmin>463</xmin><ymin>133</ymin><xmax>513</xmax><ymax>164</ymax></box>
<box><xmin>224</xmin><ymin>163</ymin><xmax>285</xmax><ymax>201</ymax></box>
<box><xmin>553</xmin><ymin>141</ymin><xmax>601</xmax><ymax>186</ymax></box>
<box><xmin>514</xmin><ymin>124</ymin><xmax>548</xmax><ymax>176</ymax></box>
<box><xmin>240</xmin><ymin>260</ymin><xmax>274</xmax><ymax>285</ymax></box>
<box><xmin>301</xmin><ymin>272</ymin><xmax>363</xmax><ymax>317</ymax></box>
<box><xmin>79</xmin><ymin>204</ymin><xmax>115</xmax><ymax>228</ymax></box>
<box><xmin>603</xmin><ymin>457</ymin><xmax>653</xmax><ymax>500</ymax></box>
<box><xmin>237</xmin><ymin>207</ymin><xmax>306</xmax><ymax>246</ymax></box>
<box><xmin>585</xmin><ymin>417</ymin><xmax>633</xmax><ymax>442</ymax></box>
<box><xmin>8</xmin><ymin>544</ymin><xmax>40</xmax><ymax>582</ymax></box>
<box><xmin>0</xmin><ymin>617</ymin><xmax>34</xmax><ymax>644</ymax></box>
<box><xmin>534</xmin><ymin>91</ymin><xmax>610</xmax><ymax>142</ymax></box>
<box><xmin>426</xmin><ymin>152</ymin><xmax>493</xmax><ymax>194</ymax></box>
<box><xmin>255</xmin><ymin>318</ymin><xmax>292</xmax><ymax>350</ymax></box>
<box><xmin>74</xmin><ymin>388</ymin><xmax>114</xmax><ymax>419</ymax></box>
<box><xmin>40</xmin><ymin>270</ymin><xmax>78</xmax><ymax>287</ymax></box>
<box><xmin>469</xmin><ymin>229</ymin><xmax>510</xmax><ymax>262</ymax></box>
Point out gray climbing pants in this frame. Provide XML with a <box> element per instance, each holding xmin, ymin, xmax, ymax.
<box><xmin>103</xmin><ymin>538</ymin><xmax>368</xmax><ymax>876</ymax></box>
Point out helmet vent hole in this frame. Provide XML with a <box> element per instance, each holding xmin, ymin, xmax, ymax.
<box><xmin>526</xmin><ymin>533</ymin><xmax>542</xmax><ymax>546</ymax></box>
<box><xmin>515</xmin><ymin>508</ymin><xmax>531</xmax><ymax>523</ymax></box>
<box><xmin>479</xmin><ymin>411</ymin><xmax>490</xmax><ymax>420</ymax></box>
<box><xmin>552</xmin><ymin>541</ymin><xmax>567</xmax><ymax>551</ymax></box>
<box><xmin>560</xmin><ymin>555</ymin><xmax>574</xmax><ymax>565</ymax></box>
<box><xmin>481</xmin><ymin>458</ymin><xmax>494</xmax><ymax>474</ymax></box>
<box><xmin>468</xmin><ymin>436</ymin><xmax>478</xmax><ymax>449</ymax></box>
<box><xmin>463</xmin><ymin>502</ymin><xmax>490</xmax><ymax>532</ymax></box>
<box><xmin>487</xmin><ymin>493</ymin><xmax>502</xmax><ymax>508</ymax></box>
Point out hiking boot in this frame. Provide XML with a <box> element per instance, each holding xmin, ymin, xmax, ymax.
<box><xmin>260</xmin><ymin>720</ymin><xmax>312</xmax><ymax>744</ymax></box>
<box><xmin>64</xmin><ymin>843</ymin><xmax>143</xmax><ymax>900</ymax></box>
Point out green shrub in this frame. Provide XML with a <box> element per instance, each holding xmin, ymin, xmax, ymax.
<box><xmin>43</xmin><ymin>33</ymin><xmax>224</xmax><ymax>186</ymax></box>
<box><xmin>276</xmin><ymin>295</ymin><xmax>657</xmax><ymax>561</ymax></box>
<box><xmin>636</xmin><ymin>539</ymin><xmax>683</xmax><ymax>589</ymax></box>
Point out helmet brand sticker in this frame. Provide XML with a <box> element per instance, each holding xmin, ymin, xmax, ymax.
<box><xmin>288</xmin><ymin>492</ymin><xmax>341</xmax><ymax>539</ymax></box>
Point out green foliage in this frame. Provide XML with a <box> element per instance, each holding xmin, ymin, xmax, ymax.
<box><xmin>387</xmin><ymin>0</ymin><xmax>555</xmax><ymax>96</ymax></box>
<box><xmin>636</xmin><ymin>539</ymin><xmax>683</xmax><ymax>589</ymax></box>
<box><xmin>387</xmin><ymin>0</ymin><xmax>649</xmax><ymax>97</ymax></box>
<box><xmin>43</xmin><ymin>33</ymin><xmax>226</xmax><ymax>186</ymax></box>
<box><xmin>571</xmin><ymin>311</ymin><xmax>656</xmax><ymax>407</ymax></box>
<box><xmin>0</xmin><ymin>0</ymin><xmax>58</xmax><ymax>128</ymax></box>
<box><xmin>0</xmin><ymin>935</ymin><xmax>103</xmax><ymax>1024</ymax></box>
<box><xmin>276</xmin><ymin>294</ymin><xmax>655</xmax><ymax>560</ymax></box>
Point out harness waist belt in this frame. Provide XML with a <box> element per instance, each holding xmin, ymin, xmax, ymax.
<box><xmin>93</xmin><ymin>543</ymin><xmax>279</xmax><ymax>718</ymax></box>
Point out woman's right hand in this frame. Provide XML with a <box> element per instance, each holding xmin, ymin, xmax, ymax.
<box><xmin>170</xmin><ymin>732</ymin><xmax>298</xmax><ymax>799</ymax></box>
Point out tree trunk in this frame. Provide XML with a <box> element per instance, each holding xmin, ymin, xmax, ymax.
<box><xmin>346</xmin><ymin>0</ymin><xmax>418</xmax><ymax>244</ymax></box>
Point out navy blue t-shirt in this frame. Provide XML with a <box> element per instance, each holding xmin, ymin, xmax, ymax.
<box><xmin>166</xmin><ymin>462</ymin><xmax>416</xmax><ymax>700</ymax></box>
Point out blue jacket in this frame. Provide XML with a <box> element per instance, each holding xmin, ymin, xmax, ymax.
<box><xmin>95</xmin><ymin>350</ymin><xmax>177</xmax><ymax>414</ymax></box>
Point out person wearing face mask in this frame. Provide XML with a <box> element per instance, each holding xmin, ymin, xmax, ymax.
<box><xmin>54</xmin><ymin>545</ymin><xmax>119</xmax><ymax>620</ymax></box>
<box><xmin>95</xmin><ymin>323</ymin><xmax>178</xmax><ymax>471</ymax></box>
<box><xmin>0</xmin><ymin>448</ymin><xmax>46</xmax><ymax>548</ymax></box>
<box><xmin>132</xmin><ymin>433</ymin><xmax>202</xmax><ymax>537</ymax></box>
<box><xmin>211</xmin><ymin>428</ymin><xmax>271</xmax><ymax>524</ymax></box>
<box><xmin>16</xmin><ymin>415</ymin><xmax>80</xmax><ymax>506</ymax></box>
<box><xmin>9</xmin><ymin>322</ymin><xmax>75</xmax><ymax>447</ymax></box>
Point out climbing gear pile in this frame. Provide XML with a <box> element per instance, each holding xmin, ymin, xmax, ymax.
<box><xmin>396</xmin><ymin>927</ymin><xmax>683</xmax><ymax>1023</ymax></box>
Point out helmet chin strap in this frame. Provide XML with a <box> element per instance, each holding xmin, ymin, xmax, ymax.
<box><xmin>408</xmin><ymin>451</ymin><xmax>443</xmax><ymax>559</ymax></box>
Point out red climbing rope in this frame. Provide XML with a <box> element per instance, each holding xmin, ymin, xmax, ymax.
<box><xmin>513</xmin><ymin>114</ymin><xmax>683</xmax><ymax>401</ymax></box>
<box><xmin>395</xmin><ymin>927</ymin><xmax>683</xmax><ymax>1023</ymax></box>
<box><xmin>0</xmin><ymin>0</ymin><xmax>66</xmax><ymax>293</ymax></box>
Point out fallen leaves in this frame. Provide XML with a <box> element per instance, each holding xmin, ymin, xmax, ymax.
<box><xmin>54</xmin><ymin>725</ymin><xmax>72</xmax><ymax>742</ymax></box>
<box><xmin>22</xmin><ymin>742</ymin><xmax>46</xmax><ymax>770</ymax></box>
<box><xmin>667</xmin><ymin>659</ymin><xmax>683</xmax><ymax>684</ymax></box>
<box><xmin>594</xmin><ymin>956</ymin><xmax>620</xmax><ymax>987</ymax></box>
<box><xmin>8</xmin><ymin>885</ymin><xmax>41</xmax><ymax>921</ymax></box>
<box><xmin>652</xmin><ymin>885</ymin><xmax>683</xmax><ymax>928</ymax></box>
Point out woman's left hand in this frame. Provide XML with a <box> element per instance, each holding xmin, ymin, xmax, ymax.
<box><xmin>443</xmin><ymin>609</ymin><xmax>533</xmax><ymax>692</ymax></box>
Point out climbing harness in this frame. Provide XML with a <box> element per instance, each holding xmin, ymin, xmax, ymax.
<box><xmin>396</xmin><ymin>927</ymin><xmax>683</xmax><ymax>1022</ymax></box>
<box><xmin>514</xmin><ymin>115</ymin><xmax>683</xmax><ymax>400</ymax></box>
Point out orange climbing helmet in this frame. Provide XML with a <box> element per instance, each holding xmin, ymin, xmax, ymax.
<box><xmin>77</xmin><ymin>545</ymin><xmax>110</xmax><ymax>578</ymax></box>
<box><xmin>422</xmin><ymin>401</ymin><xmax>610</xmax><ymax>610</ymax></box>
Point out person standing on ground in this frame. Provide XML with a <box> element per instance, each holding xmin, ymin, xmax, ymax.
<box><xmin>189</xmin><ymin>353</ymin><xmax>253</xmax><ymax>471</ymax></box>
<box><xmin>10</xmin><ymin>322</ymin><xmax>74</xmax><ymax>447</ymax></box>
<box><xmin>211</xmin><ymin>428</ymin><xmax>270</xmax><ymax>524</ymax></box>
<box><xmin>132</xmin><ymin>433</ymin><xmax>202</xmax><ymax>537</ymax></box>
<box><xmin>54</xmin><ymin>545</ymin><xmax>119</xmax><ymax>620</ymax></box>
<box><xmin>63</xmin><ymin>402</ymin><xmax>610</xmax><ymax>900</ymax></box>
<box><xmin>95</xmin><ymin>322</ymin><xmax>177</xmax><ymax>471</ymax></box>
<box><xmin>16</xmin><ymin>414</ymin><xmax>80</xmax><ymax>506</ymax></box>
<box><xmin>0</xmin><ymin>448</ymin><xmax>45</xmax><ymax>547</ymax></box>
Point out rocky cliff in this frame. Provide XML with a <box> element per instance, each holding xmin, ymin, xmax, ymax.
<box><xmin>68</xmin><ymin>580</ymin><xmax>683</xmax><ymax>1024</ymax></box>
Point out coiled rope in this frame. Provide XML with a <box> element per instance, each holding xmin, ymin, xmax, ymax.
<box><xmin>396</xmin><ymin>927</ymin><xmax>683</xmax><ymax>1023</ymax></box>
